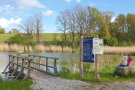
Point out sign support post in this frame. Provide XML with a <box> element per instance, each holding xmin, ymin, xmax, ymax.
<box><xmin>95</xmin><ymin>54</ymin><xmax>99</xmax><ymax>81</ymax></box>
<box><xmin>79</xmin><ymin>36</ymin><xmax>83</xmax><ymax>78</ymax></box>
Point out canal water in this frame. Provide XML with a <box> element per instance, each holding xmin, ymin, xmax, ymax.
<box><xmin>0</xmin><ymin>52</ymin><xmax>79</xmax><ymax>80</ymax></box>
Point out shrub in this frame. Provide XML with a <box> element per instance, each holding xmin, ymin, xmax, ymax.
<box><xmin>109</xmin><ymin>37</ymin><xmax>118</xmax><ymax>46</ymax></box>
<box><xmin>6</xmin><ymin>34</ymin><xmax>28</xmax><ymax>45</ymax></box>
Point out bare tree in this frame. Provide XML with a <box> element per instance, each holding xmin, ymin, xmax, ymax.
<box><xmin>34</xmin><ymin>13</ymin><xmax>43</xmax><ymax>44</ymax></box>
<box><xmin>56</xmin><ymin>10</ymin><xmax>69</xmax><ymax>43</ymax></box>
<box><xmin>19</xmin><ymin>17</ymin><xmax>35</xmax><ymax>46</ymax></box>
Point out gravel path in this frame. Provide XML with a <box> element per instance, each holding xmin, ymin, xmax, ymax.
<box><xmin>31</xmin><ymin>77</ymin><xmax>91</xmax><ymax>90</ymax></box>
<box><xmin>31</xmin><ymin>77</ymin><xmax>135</xmax><ymax>90</ymax></box>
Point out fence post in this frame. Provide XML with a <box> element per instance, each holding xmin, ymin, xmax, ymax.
<box><xmin>39</xmin><ymin>57</ymin><xmax>41</xmax><ymax>69</ymax></box>
<box><xmin>54</xmin><ymin>59</ymin><xmax>57</xmax><ymax>75</ymax></box>
<box><xmin>28</xmin><ymin>60</ymin><xmax>31</xmax><ymax>78</ymax></box>
<box><xmin>46</xmin><ymin>58</ymin><xmax>48</xmax><ymax>72</ymax></box>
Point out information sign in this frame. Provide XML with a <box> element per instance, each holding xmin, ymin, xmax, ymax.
<box><xmin>93</xmin><ymin>38</ymin><xmax>103</xmax><ymax>54</ymax></box>
<box><xmin>82</xmin><ymin>37</ymin><xmax>95</xmax><ymax>63</ymax></box>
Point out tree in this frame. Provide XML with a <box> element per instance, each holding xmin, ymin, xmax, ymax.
<box><xmin>34</xmin><ymin>13</ymin><xmax>43</xmax><ymax>44</ymax></box>
<box><xmin>0</xmin><ymin>28</ymin><xmax>5</xmax><ymax>33</ymax></box>
<box><xmin>126</xmin><ymin>13</ymin><xmax>135</xmax><ymax>42</ymax></box>
<box><xmin>12</xmin><ymin>28</ymin><xmax>19</xmax><ymax>33</ymax></box>
<box><xmin>115</xmin><ymin>14</ymin><xmax>127</xmax><ymax>41</ymax></box>
<box><xmin>56</xmin><ymin>10</ymin><xmax>69</xmax><ymax>43</ymax></box>
<box><xmin>19</xmin><ymin>17</ymin><xmax>35</xmax><ymax>46</ymax></box>
<box><xmin>99</xmin><ymin>11</ymin><xmax>113</xmax><ymax>44</ymax></box>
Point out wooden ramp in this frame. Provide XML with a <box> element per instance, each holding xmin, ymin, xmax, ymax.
<box><xmin>30</xmin><ymin>70</ymin><xmax>53</xmax><ymax>80</ymax></box>
<box><xmin>2</xmin><ymin>54</ymin><xmax>59</xmax><ymax>80</ymax></box>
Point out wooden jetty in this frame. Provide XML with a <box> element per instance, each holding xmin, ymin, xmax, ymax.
<box><xmin>2</xmin><ymin>54</ymin><xmax>59</xmax><ymax>80</ymax></box>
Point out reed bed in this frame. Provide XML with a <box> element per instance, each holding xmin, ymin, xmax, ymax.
<box><xmin>104</xmin><ymin>46</ymin><xmax>135</xmax><ymax>54</ymax></box>
<box><xmin>0</xmin><ymin>44</ymin><xmax>73</xmax><ymax>53</ymax></box>
<box><xmin>0</xmin><ymin>44</ymin><xmax>135</xmax><ymax>54</ymax></box>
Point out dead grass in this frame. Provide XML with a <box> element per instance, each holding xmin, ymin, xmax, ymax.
<box><xmin>0</xmin><ymin>44</ymin><xmax>135</xmax><ymax>54</ymax></box>
<box><xmin>104</xmin><ymin>46</ymin><xmax>135</xmax><ymax>54</ymax></box>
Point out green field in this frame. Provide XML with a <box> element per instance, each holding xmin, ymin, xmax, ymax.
<box><xmin>0</xmin><ymin>33</ymin><xmax>63</xmax><ymax>44</ymax></box>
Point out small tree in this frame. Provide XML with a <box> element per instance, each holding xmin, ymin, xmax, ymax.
<box><xmin>12</xmin><ymin>28</ymin><xmax>19</xmax><ymax>33</ymax></box>
<box><xmin>0</xmin><ymin>28</ymin><xmax>5</xmax><ymax>33</ymax></box>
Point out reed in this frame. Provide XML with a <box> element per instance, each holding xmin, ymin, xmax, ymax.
<box><xmin>104</xmin><ymin>46</ymin><xmax>135</xmax><ymax>54</ymax></box>
<box><xmin>0</xmin><ymin>44</ymin><xmax>135</xmax><ymax>54</ymax></box>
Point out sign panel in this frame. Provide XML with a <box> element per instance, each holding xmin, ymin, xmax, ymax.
<box><xmin>93</xmin><ymin>38</ymin><xmax>103</xmax><ymax>54</ymax></box>
<box><xmin>82</xmin><ymin>37</ymin><xmax>95</xmax><ymax>63</ymax></box>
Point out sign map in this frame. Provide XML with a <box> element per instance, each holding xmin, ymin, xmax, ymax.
<box><xmin>82</xmin><ymin>37</ymin><xmax>95</xmax><ymax>63</ymax></box>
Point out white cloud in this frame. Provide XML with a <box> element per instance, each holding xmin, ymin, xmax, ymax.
<box><xmin>14</xmin><ymin>0</ymin><xmax>45</xmax><ymax>9</ymax></box>
<box><xmin>0</xmin><ymin>18</ymin><xmax>22</xmax><ymax>28</ymax></box>
<box><xmin>111</xmin><ymin>17</ymin><xmax>116</xmax><ymax>22</ymax></box>
<box><xmin>43</xmin><ymin>10</ymin><xmax>53</xmax><ymax>16</ymax></box>
<box><xmin>0</xmin><ymin>5</ymin><xmax>14</xmax><ymax>13</ymax></box>
<box><xmin>65</xmin><ymin>0</ymin><xmax>72</xmax><ymax>2</ymax></box>
<box><xmin>89</xmin><ymin>3</ymin><xmax>96</xmax><ymax>7</ymax></box>
<box><xmin>76</xmin><ymin>0</ymin><xmax>81</xmax><ymax>3</ymax></box>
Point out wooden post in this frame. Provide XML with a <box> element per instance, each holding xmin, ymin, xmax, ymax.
<box><xmin>33</xmin><ymin>56</ymin><xmax>35</xmax><ymax>68</ymax></box>
<box><xmin>28</xmin><ymin>60</ymin><xmax>31</xmax><ymax>78</ymax></box>
<box><xmin>9</xmin><ymin>55</ymin><xmax>11</xmax><ymax>69</ymax></box>
<box><xmin>54</xmin><ymin>59</ymin><xmax>57</xmax><ymax>75</ymax></box>
<box><xmin>39</xmin><ymin>57</ymin><xmax>41</xmax><ymax>69</ymax></box>
<box><xmin>46</xmin><ymin>58</ymin><xmax>48</xmax><ymax>72</ymax></box>
<box><xmin>95</xmin><ymin>54</ymin><xmax>99</xmax><ymax>81</ymax></box>
<box><xmin>79</xmin><ymin>36</ymin><xmax>83</xmax><ymax>78</ymax></box>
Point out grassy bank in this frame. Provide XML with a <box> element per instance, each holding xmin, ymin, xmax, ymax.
<box><xmin>60</xmin><ymin>64</ymin><xmax>135</xmax><ymax>83</ymax></box>
<box><xmin>0</xmin><ymin>78</ymin><xmax>32</xmax><ymax>90</ymax></box>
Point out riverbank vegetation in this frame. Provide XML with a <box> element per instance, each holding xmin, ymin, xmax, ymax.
<box><xmin>0</xmin><ymin>78</ymin><xmax>32</xmax><ymax>90</ymax></box>
<box><xmin>60</xmin><ymin>64</ymin><xmax>135</xmax><ymax>83</ymax></box>
<box><xmin>60</xmin><ymin>54</ymin><xmax>135</xmax><ymax>83</ymax></box>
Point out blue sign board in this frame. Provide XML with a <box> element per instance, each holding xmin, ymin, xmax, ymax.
<box><xmin>82</xmin><ymin>37</ymin><xmax>95</xmax><ymax>63</ymax></box>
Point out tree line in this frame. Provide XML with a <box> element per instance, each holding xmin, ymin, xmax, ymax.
<box><xmin>56</xmin><ymin>6</ymin><xmax>135</xmax><ymax>52</ymax></box>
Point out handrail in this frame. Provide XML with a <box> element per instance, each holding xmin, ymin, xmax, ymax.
<box><xmin>28</xmin><ymin>55</ymin><xmax>59</xmax><ymax>60</ymax></box>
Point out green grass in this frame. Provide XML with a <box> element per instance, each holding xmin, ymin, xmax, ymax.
<box><xmin>0</xmin><ymin>78</ymin><xmax>33</xmax><ymax>90</ymax></box>
<box><xmin>60</xmin><ymin>64</ymin><xmax>135</xmax><ymax>83</ymax></box>
<box><xmin>0</xmin><ymin>33</ymin><xmax>63</xmax><ymax>44</ymax></box>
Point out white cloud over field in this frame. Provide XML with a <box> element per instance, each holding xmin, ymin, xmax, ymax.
<box><xmin>0</xmin><ymin>18</ymin><xmax>22</xmax><ymax>28</ymax></box>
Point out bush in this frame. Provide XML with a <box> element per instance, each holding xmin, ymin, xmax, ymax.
<box><xmin>119</xmin><ymin>41</ymin><xmax>128</xmax><ymax>46</ymax></box>
<box><xmin>109</xmin><ymin>37</ymin><xmax>118</xmax><ymax>46</ymax></box>
<box><xmin>6</xmin><ymin>34</ymin><xmax>28</xmax><ymax>45</ymax></box>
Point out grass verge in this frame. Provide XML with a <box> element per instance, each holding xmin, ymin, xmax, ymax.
<box><xmin>0</xmin><ymin>78</ymin><xmax>33</xmax><ymax>90</ymax></box>
<box><xmin>60</xmin><ymin>64</ymin><xmax>135</xmax><ymax>84</ymax></box>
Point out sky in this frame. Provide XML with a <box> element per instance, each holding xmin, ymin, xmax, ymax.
<box><xmin>0</xmin><ymin>0</ymin><xmax>135</xmax><ymax>33</ymax></box>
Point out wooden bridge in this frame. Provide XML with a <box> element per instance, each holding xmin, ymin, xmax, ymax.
<box><xmin>2</xmin><ymin>54</ymin><xmax>59</xmax><ymax>80</ymax></box>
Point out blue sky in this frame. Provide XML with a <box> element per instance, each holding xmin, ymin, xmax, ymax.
<box><xmin>0</xmin><ymin>0</ymin><xmax>135</xmax><ymax>33</ymax></box>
